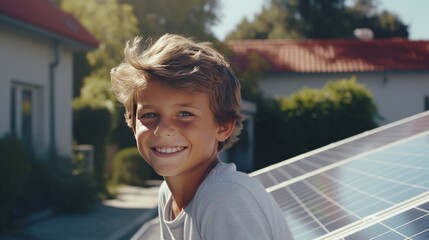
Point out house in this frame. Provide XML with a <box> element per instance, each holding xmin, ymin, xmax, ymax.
<box><xmin>227</xmin><ymin>38</ymin><xmax>429</xmax><ymax>125</ymax></box>
<box><xmin>0</xmin><ymin>0</ymin><xmax>98</xmax><ymax>161</ymax></box>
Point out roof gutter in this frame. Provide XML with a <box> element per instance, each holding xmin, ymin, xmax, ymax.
<box><xmin>0</xmin><ymin>14</ymin><xmax>96</xmax><ymax>50</ymax></box>
<box><xmin>49</xmin><ymin>41</ymin><xmax>60</xmax><ymax>163</ymax></box>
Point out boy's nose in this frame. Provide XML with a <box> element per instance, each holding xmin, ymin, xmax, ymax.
<box><xmin>153</xmin><ymin>119</ymin><xmax>175</xmax><ymax>137</ymax></box>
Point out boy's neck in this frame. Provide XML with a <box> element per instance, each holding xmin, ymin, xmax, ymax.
<box><xmin>165</xmin><ymin>157</ymin><xmax>219</xmax><ymax>216</ymax></box>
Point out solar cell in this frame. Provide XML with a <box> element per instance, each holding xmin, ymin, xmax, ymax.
<box><xmin>251</xmin><ymin>111</ymin><xmax>429</xmax><ymax>240</ymax></box>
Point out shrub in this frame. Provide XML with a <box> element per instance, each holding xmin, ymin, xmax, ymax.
<box><xmin>110</xmin><ymin>106</ymin><xmax>136</xmax><ymax>149</ymax></box>
<box><xmin>277</xmin><ymin>77</ymin><xmax>380</xmax><ymax>159</ymax></box>
<box><xmin>73</xmin><ymin>101</ymin><xmax>112</xmax><ymax>194</ymax></box>
<box><xmin>23</xmin><ymin>160</ymin><xmax>97</xmax><ymax>214</ymax></box>
<box><xmin>250</xmin><ymin>95</ymin><xmax>287</xmax><ymax>169</ymax></box>
<box><xmin>0</xmin><ymin>134</ymin><xmax>97</xmax><ymax>230</ymax></box>
<box><xmin>73</xmin><ymin>103</ymin><xmax>111</xmax><ymax>145</ymax></box>
<box><xmin>0</xmin><ymin>134</ymin><xmax>31</xmax><ymax>232</ymax></box>
<box><xmin>56</xmin><ymin>173</ymin><xmax>97</xmax><ymax>213</ymax></box>
<box><xmin>112</xmin><ymin>147</ymin><xmax>159</xmax><ymax>186</ymax></box>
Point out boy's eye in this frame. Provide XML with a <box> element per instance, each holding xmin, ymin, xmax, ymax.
<box><xmin>177</xmin><ymin>111</ymin><xmax>193</xmax><ymax>117</ymax></box>
<box><xmin>140</xmin><ymin>112</ymin><xmax>158</xmax><ymax>119</ymax></box>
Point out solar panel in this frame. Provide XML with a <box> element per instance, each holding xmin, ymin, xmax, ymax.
<box><xmin>250</xmin><ymin>110</ymin><xmax>429</xmax><ymax>240</ymax></box>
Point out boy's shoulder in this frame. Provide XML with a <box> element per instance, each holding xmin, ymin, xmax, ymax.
<box><xmin>208</xmin><ymin>161</ymin><xmax>256</xmax><ymax>184</ymax></box>
<box><xmin>158</xmin><ymin>161</ymin><xmax>273</xmax><ymax>208</ymax></box>
<box><xmin>192</xmin><ymin>161</ymin><xmax>290</xmax><ymax>237</ymax></box>
<box><xmin>196</xmin><ymin>161</ymin><xmax>269</xmax><ymax>203</ymax></box>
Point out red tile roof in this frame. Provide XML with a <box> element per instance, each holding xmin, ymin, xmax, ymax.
<box><xmin>0</xmin><ymin>0</ymin><xmax>98</xmax><ymax>48</ymax></box>
<box><xmin>227</xmin><ymin>38</ymin><xmax>429</xmax><ymax>73</ymax></box>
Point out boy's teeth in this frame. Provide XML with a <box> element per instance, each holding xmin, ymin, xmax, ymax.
<box><xmin>155</xmin><ymin>147</ymin><xmax>184</xmax><ymax>153</ymax></box>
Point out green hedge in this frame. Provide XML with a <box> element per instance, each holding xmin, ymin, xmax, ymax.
<box><xmin>73</xmin><ymin>102</ymin><xmax>111</xmax><ymax>194</ymax></box>
<box><xmin>112</xmin><ymin>147</ymin><xmax>159</xmax><ymax>186</ymax></box>
<box><xmin>73</xmin><ymin>102</ymin><xmax>111</xmax><ymax>145</ymax></box>
<box><xmin>252</xmin><ymin>98</ymin><xmax>288</xmax><ymax>169</ymax></box>
<box><xmin>0</xmin><ymin>134</ymin><xmax>99</xmax><ymax>232</ymax></box>
<box><xmin>25</xmin><ymin>162</ymin><xmax>97</xmax><ymax>214</ymax></box>
<box><xmin>254</xmin><ymin>77</ymin><xmax>380</xmax><ymax>169</ymax></box>
<box><xmin>56</xmin><ymin>172</ymin><xmax>96</xmax><ymax>213</ymax></box>
<box><xmin>110</xmin><ymin>106</ymin><xmax>136</xmax><ymax>149</ymax></box>
<box><xmin>0</xmin><ymin>134</ymin><xmax>31</xmax><ymax>232</ymax></box>
<box><xmin>280</xmin><ymin>77</ymin><xmax>379</xmax><ymax>157</ymax></box>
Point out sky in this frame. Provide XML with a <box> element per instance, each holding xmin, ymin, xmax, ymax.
<box><xmin>212</xmin><ymin>0</ymin><xmax>429</xmax><ymax>41</ymax></box>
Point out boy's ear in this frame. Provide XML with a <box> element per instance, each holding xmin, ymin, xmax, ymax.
<box><xmin>216</xmin><ymin>121</ymin><xmax>235</xmax><ymax>142</ymax></box>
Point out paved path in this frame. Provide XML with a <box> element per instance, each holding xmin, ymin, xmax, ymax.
<box><xmin>1</xmin><ymin>185</ymin><xmax>159</xmax><ymax>240</ymax></box>
<box><xmin>130</xmin><ymin>218</ymin><xmax>160</xmax><ymax>240</ymax></box>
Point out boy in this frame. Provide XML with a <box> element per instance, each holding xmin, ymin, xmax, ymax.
<box><xmin>111</xmin><ymin>34</ymin><xmax>294</xmax><ymax>240</ymax></box>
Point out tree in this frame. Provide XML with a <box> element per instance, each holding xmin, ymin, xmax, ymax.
<box><xmin>227</xmin><ymin>4</ymin><xmax>297</xmax><ymax>40</ymax></box>
<box><xmin>226</xmin><ymin>0</ymin><xmax>408</xmax><ymax>40</ymax></box>
<box><xmin>120</xmin><ymin>0</ymin><xmax>221</xmax><ymax>41</ymax></box>
<box><xmin>58</xmin><ymin>0</ymin><xmax>139</xmax><ymax>110</ymax></box>
<box><xmin>358</xmin><ymin>10</ymin><xmax>408</xmax><ymax>38</ymax></box>
<box><xmin>54</xmin><ymin>0</ymin><xmax>139</xmax><ymax>194</ymax></box>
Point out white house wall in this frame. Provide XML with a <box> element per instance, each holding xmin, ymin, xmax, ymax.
<box><xmin>258</xmin><ymin>71</ymin><xmax>429</xmax><ymax>125</ymax></box>
<box><xmin>0</xmin><ymin>25</ymin><xmax>73</xmax><ymax>159</ymax></box>
<box><xmin>54</xmin><ymin>47</ymin><xmax>73</xmax><ymax>159</ymax></box>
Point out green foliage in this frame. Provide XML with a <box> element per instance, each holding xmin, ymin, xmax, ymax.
<box><xmin>0</xmin><ymin>135</ymin><xmax>97</xmax><ymax>231</ymax></box>
<box><xmin>222</xmin><ymin>43</ymin><xmax>270</xmax><ymax>98</ymax></box>
<box><xmin>251</xmin><ymin>96</ymin><xmax>288</xmax><ymax>169</ymax></box>
<box><xmin>73</xmin><ymin>101</ymin><xmax>112</xmax><ymax>145</ymax></box>
<box><xmin>72</xmin><ymin>52</ymin><xmax>91</xmax><ymax>98</ymax></box>
<box><xmin>360</xmin><ymin>10</ymin><xmax>409</xmax><ymax>38</ymax></box>
<box><xmin>25</xmin><ymin>161</ymin><xmax>97</xmax><ymax>214</ymax></box>
<box><xmin>245</xmin><ymin>77</ymin><xmax>380</xmax><ymax>170</ymax></box>
<box><xmin>71</xmin><ymin>147</ymin><xmax>87</xmax><ymax>176</ymax></box>
<box><xmin>56</xmin><ymin>173</ymin><xmax>97</xmax><ymax>213</ymax></box>
<box><xmin>73</xmin><ymin>101</ymin><xmax>112</xmax><ymax>194</ymax></box>
<box><xmin>110</xmin><ymin>106</ymin><xmax>136</xmax><ymax>149</ymax></box>
<box><xmin>58</xmin><ymin>0</ymin><xmax>139</xmax><ymax>110</ymax></box>
<box><xmin>276</xmin><ymin>77</ymin><xmax>380</xmax><ymax>160</ymax></box>
<box><xmin>112</xmin><ymin>147</ymin><xmax>159</xmax><ymax>186</ymax></box>
<box><xmin>0</xmin><ymin>134</ymin><xmax>31</xmax><ymax>232</ymax></box>
<box><xmin>121</xmin><ymin>0</ymin><xmax>220</xmax><ymax>41</ymax></box>
<box><xmin>226</xmin><ymin>0</ymin><xmax>408</xmax><ymax>40</ymax></box>
<box><xmin>226</xmin><ymin>1</ymin><xmax>297</xmax><ymax>40</ymax></box>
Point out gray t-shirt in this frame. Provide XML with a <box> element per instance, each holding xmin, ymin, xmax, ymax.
<box><xmin>158</xmin><ymin>161</ymin><xmax>294</xmax><ymax>240</ymax></box>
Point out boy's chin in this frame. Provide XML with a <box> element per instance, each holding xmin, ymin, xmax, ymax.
<box><xmin>150</xmin><ymin>165</ymin><xmax>176</xmax><ymax>178</ymax></box>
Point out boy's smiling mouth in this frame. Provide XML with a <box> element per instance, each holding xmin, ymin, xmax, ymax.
<box><xmin>153</xmin><ymin>146</ymin><xmax>186</xmax><ymax>154</ymax></box>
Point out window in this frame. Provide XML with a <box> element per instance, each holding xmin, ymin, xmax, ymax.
<box><xmin>425</xmin><ymin>96</ymin><xmax>429</xmax><ymax>111</ymax></box>
<box><xmin>10</xmin><ymin>83</ymin><xmax>41</xmax><ymax>152</ymax></box>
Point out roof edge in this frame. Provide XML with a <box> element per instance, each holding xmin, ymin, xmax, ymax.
<box><xmin>226</xmin><ymin>38</ymin><xmax>429</xmax><ymax>44</ymax></box>
<box><xmin>1</xmin><ymin>14</ymin><xmax>97</xmax><ymax>51</ymax></box>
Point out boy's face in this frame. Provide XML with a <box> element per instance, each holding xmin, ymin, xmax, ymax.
<box><xmin>133</xmin><ymin>80</ymin><xmax>233</xmax><ymax>178</ymax></box>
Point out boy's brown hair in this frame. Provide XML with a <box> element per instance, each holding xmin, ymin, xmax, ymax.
<box><xmin>110</xmin><ymin>34</ymin><xmax>243</xmax><ymax>151</ymax></box>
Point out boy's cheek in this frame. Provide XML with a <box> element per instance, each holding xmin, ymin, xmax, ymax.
<box><xmin>135</xmin><ymin>122</ymin><xmax>150</xmax><ymax>134</ymax></box>
<box><xmin>134</xmin><ymin>125</ymin><xmax>152</xmax><ymax>148</ymax></box>
<box><xmin>135</xmin><ymin>145</ymin><xmax>150</xmax><ymax>166</ymax></box>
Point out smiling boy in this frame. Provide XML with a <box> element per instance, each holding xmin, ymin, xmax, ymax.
<box><xmin>111</xmin><ymin>34</ymin><xmax>293</xmax><ymax>240</ymax></box>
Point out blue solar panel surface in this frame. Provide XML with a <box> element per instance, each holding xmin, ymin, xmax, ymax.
<box><xmin>251</xmin><ymin>111</ymin><xmax>429</xmax><ymax>240</ymax></box>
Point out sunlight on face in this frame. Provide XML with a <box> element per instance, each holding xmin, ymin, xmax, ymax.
<box><xmin>133</xmin><ymin>80</ymin><xmax>228</xmax><ymax>178</ymax></box>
